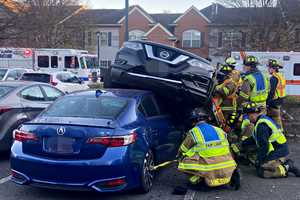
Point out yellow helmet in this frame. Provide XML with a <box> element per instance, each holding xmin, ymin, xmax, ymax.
<box><xmin>225</xmin><ymin>57</ymin><xmax>237</xmax><ymax>67</ymax></box>
<box><xmin>242</xmin><ymin>102</ymin><xmax>262</xmax><ymax>114</ymax></box>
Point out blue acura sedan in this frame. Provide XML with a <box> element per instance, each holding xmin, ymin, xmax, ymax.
<box><xmin>10</xmin><ymin>89</ymin><xmax>183</xmax><ymax>193</ymax></box>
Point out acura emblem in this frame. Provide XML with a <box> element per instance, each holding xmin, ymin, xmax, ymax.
<box><xmin>57</xmin><ymin>127</ymin><xmax>66</xmax><ymax>136</ymax></box>
<box><xmin>159</xmin><ymin>50</ymin><xmax>170</xmax><ymax>59</ymax></box>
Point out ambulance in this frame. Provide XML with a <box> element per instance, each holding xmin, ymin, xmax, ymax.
<box><xmin>231</xmin><ymin>51</ymin><xmax>300</xmax><ymax>96</ymax></box>
<box><xmin>0</xmin><ymin>48</ymin><xmax>99</xmax><ymax>81</ymax></box>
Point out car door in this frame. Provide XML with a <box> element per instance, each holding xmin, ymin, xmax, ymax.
<box><xmin>139</xmin><ymin>94</ymin><xmax>180</xmax><ymax>163</ymax></box>
<box><xmin>19</xmin><ymin>85</ymin><xmax>51</xmax><ymax>120</ymax></box>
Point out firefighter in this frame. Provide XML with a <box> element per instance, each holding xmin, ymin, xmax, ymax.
<box><xmin>215</xmin><ymin>57</ymin><xmax>241</xmax><ymax>121</ymax></box>
<box><xmin>237</xmin><ymin>55</ymin><xmax>270</xmax><ymax>113</ymax></box>
<box><xmin>177</xmin><ymin>108</ymin><xmax>240</xmax><ymax>190</ymax></box>
<box><xmin>242</xmin><ymin>102</ymin><xmax>300</xmax><ymax>178</ymax></box>
<box><xmin>267</xmin><ymin>59</ymin><xmax>286</xmax><ymax>130</ymax></box>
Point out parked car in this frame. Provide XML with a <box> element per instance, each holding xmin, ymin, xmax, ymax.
<box><xmin>0</xmin><ymin>68</ymin><xmax>29</xmax><ymax>81</ymax></box>
<box><xmin>20</xmin><ymin>71</ymin><xmax>89</xmax><ymax>93</ymax></box>
<box><xmin>0</xmin><ymin>81</ymin><xmax>64</xmax><ymax>151</ymax></box>
<box><xmin>11</xmin><ymin>89</ymin><xmax>183</xmax><ymax>193</ymax></box>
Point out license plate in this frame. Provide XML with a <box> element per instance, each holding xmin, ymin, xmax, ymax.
<box><xmin>44</xmin><ymin>137</ymin><xmax>75</xmax><ymax>154</ymax></box>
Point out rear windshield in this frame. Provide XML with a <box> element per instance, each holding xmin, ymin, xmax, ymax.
<box><xmin>43</xmin><ymin>96</ymin><xmax>128</xmax><ymax>119</ymax></box>
<box><xmin>0</xmin><ymin>69</ymin><xmax>8</xmax><ymax>80</ymax></box>
<box><xmin>56</xmin><ymin>73</ymin><xmax>81</xmax><ymax>83</ymax></box>
<box><xmin>21</xmin><ymin>73</ymin><xmax>50</xmax><ymax>83</ymax></box>
<box><xmin>0</xmin><ymin>86</ymin><xmax>14</xmax><ymax>98</ymax></box>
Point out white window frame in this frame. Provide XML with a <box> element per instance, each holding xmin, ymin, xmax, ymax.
<box><xmin>223</xmin><ymin>32</ymin><xmax>242</xmax><ymax>49</ymax></box>
<box><xmin>100</xmin><ymin>32</ymin><xmax>112</xmax><ymax>47</ymax></box>
<box><xmin>129</xmin><ymin>30</ymin><xmax>146</xmax><ymax>41</ymax></box>
<box><xmin>182</xmin><ymin>30</ymin><xmax>201</xmax><ymax>48</ymax></box>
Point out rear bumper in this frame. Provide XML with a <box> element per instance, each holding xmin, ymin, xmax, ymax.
<box><xmin>10</xmin><ymin>142</ymin><xmax>142</xmax><ymax>192</ymax></box>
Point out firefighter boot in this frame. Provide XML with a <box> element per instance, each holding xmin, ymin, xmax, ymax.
<box><xmin>285</xmin><ymin>159</ymin><xmax>300</xmax><ymax>177</ymax></box>
<box><xmin>229</xmin><ymin>168</ymin><xmax>241</xmax><ymax>190</ymax></box>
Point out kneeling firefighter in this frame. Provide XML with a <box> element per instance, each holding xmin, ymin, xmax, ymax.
<box><xmin>242</xmin><ymin>102</ymin><xmax>300</xmax><ymax>178</ymax></box>
<box><xmin>177</xmin><ymin>108</ymin><xmax>240</xmax><ymax>190</ymax></box>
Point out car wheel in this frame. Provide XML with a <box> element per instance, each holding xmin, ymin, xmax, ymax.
<box><xmin>138</xmin><ymin>151</ymin><xmax>155</xmax><ymax>193</ymax></box>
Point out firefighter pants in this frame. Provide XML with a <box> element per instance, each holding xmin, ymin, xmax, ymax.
<box><xmin>257</xmin><ymin>158</ymin><xmax>287</xmax><ymax>178</ymax></box>
<box><xmin>267</xmin><ymin>106</ymin><xmax>283</xmax><ymax>130</ymax></box>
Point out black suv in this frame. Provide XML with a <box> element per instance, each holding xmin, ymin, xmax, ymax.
<box><xmin>106</xmin><ymin>41</ymin><xmax>216</xmax><ymax>110</ymax></box>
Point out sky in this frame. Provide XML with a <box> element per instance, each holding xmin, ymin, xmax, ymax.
<box><xmin>86</xmin><ymin>0</ymin><xmax>216</xmax><ymax>13</ymax></box>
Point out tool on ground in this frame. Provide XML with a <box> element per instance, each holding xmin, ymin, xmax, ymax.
<box><xmin>151</xmin><ymin>160</ymin><xmax>178</xmax><ymax>171</ymax></box>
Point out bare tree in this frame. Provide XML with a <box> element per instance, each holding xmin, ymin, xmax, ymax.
<box><xmin>216</xmin><ymin>0</ymin><xmax>295</xmax><ymax>51</ymax></box>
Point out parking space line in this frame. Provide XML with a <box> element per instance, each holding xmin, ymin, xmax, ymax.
<box><xmin>0</xmin><ymin>175</ymin><xmax>11</xmax><ymax>184</ymax></box>
<box><xmin>184</xmin><ymin>190</ymin><xmax>195</xmax><ymax>200</ymax></box>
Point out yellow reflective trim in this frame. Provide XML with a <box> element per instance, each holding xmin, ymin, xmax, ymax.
<box><xmin>223</xmin><ymin>87</ymin><xmax>230</xmax><ymax>96</ymax></box>
<box><xmin>178</xmin><ymin>160</ymin><xmax>237</xmax><ymax>172</ymax></box>
<box><xmin>278</xmin><ymin>165</ymin><xmax>287</xmax><ymax>177</ymax></box>
<box><xmin>239</xmin><ymin>91</ymin><xmax>249</xmax><ymax>99</ymax></box>
<box><xmin>180</xmin><ymin>144</ymin><xmax>189</xmax><ymax>153</ymax></box>
<box><xmin>208</xmin><ymin>177</ymin><xmax>231</xmax><ymax>186</ymax></box>
<box><xmin>189</xmin><ymin>176</ymin><xmax>201</xmax><ymax>184</ymax></box>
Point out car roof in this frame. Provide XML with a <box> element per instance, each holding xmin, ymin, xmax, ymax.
<box><xmin>23</xmin><ymin>71</ymin><xmax>73</xmax><ymax>75</ymax></box>
<box><xmin>0</xmin><ymin>81</ymin><xmax>48</xmax><ymax>88</ymax></box>
<box><xmin>68</xmin><ymin>89</ymin><xmax>152</xmax><ymax>100</ymax></box>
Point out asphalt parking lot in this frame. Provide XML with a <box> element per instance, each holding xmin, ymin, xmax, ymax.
<box><xmin>1</xmin><ymin>141</ymin><xmax>300</xmax><ymax>200</ymax></box>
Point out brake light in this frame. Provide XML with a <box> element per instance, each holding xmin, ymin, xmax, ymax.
<box><xmin>0</xmin><ymin>107</ymin><xmax>11</xmax><ymax>114</ymax></box>
<box><xmin>50</xmin><ymin>76</ymin><xmax>58</xmax><ymax>86</ymax></box>
<box><xmin>87</xmin><ymin>132</ymin><xmax>137</xmax><ymax>147</ymax></box>
<box><xmin>13</xmin><ymin>130</ymin><xmax>38</xmax><ymax>142</ymax></box>
<box><xmin>105</xmin><ymin>178</ymin><xmax>126</xmax><ymax>187</ymax></box>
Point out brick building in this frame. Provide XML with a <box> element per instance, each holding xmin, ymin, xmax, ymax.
<box><xmin>73</xmin><ymin>5</ymin><xmax>210</xmax><ymax>68</ymax></box>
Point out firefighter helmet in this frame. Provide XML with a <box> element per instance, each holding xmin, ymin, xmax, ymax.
<box><xmin>268</xmin><ymin>59</ymin><xmax>283</xmax><ymax>69</ymax></box>
<box><xmin>225</xmin><ymin>57</ymin><xmax>237</xmax><ymax>68</ymax></box>
<box><xmin>242</xmin><ymin>102</ymin><xmax>263</xmax><ymax>114</ymax></box>
<box><xmin>243</xmin><ymin>56</ymin><xmax>259</xmax><ymax>68</ymax></box>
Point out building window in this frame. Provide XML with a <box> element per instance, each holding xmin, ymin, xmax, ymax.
<box><xmin>87</xmin><ymin>32</ymin><xmax>92</xmax><ymax>46</ymax></box>
<box><xmin>294</xmin><ymin>63</ymin><xmax>300</xmax><ymax>76</ymax></box>
<box><xmin>223</xmin><ymin>32</ymin><xmax>243</xmax><ymax>49</ymax></box>
<box><xmin>100</xmin><ymin>32</ymin><xmax>112</xmax><ymax>47</ymax></box>
<box><xmin>218</xmin><ymin>32</ymin><xmax>223</xmax><ymax>48</ymax></box>
<box><xmin>182</xmin><ymin>30</ymin><xmax>202</xmax><ymax>48</ymax></box>
<box><xmin>129</xmin><ymin>30</ymin><xmax>145</xmax><ymax>41</ymax></box>
<box><xmin>100</xmin><ymin>60</ymin><xmax>112</xmax><ymax>69</ymax></box>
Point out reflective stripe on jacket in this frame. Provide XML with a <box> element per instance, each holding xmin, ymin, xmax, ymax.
<box><xmin>244</xmin><ymin>71</ymin><xmax>270</xmax><ymax>104</ymax></box>
<box><xmin>273</xmin><ymin>72</ymin><xmax>286</xmax><ymax>99</ymax></box>
<box><xmin>178</xmin><ymin>123</ymin><xmax>237</xmax><ymax>187</ymax></box>
<box><xmin>253</xmin><ymin>115</ymin><xmax>287</xmax><ymax>154</ymax></box>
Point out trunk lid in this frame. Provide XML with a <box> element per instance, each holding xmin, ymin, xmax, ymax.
<box><xmin>22</xmin><ymin>117</ymin><xmax>116</xmax><ymax>160</ymax></box>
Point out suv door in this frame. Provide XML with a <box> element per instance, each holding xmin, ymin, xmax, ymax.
<box><xmin>139</xmin><ymin>94</ymin><xmax>179</xmax><ymax>163</ymax></box>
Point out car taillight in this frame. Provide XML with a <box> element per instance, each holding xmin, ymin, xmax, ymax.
<box><xmin>87</xmin><ymin>132</ymin><xmax>137</xmax><ymax>147</ymax></box>
<box><xmin>50</xmin><ymin>76</ymin><xmax>58</xmax><ymax>86</ymax></box>
<box><xmin>13</xmin><ymin>130</ymin><xmax>38</xmax><ymax>142</ymax></box>
<box><xmin>0</xmin><ymin>107</ymin><xmax>11</xmax><ymax>114</ymax></box>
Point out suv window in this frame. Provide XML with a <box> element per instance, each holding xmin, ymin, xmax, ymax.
<box><xmin>21</xmin><ymin>73</ymin><xmax>51</xmax><ymax>83</ymax></box>
<box><xmin>140</xmin><ymin>95</ymin><xmax>160</xmax><ymax>117</ymax></box>
<box><xmin>38</xmin><ymin>56</ymin><xmax>49</xmax><ymax>68</ymax></box>
<box><xmin>41</xmin><ymin>86</ymin><xmax>63</xmax><ymax>101</ymax></box>
<box><xmin>56</xmin><ymin>73</ymin><xmax>81</xmax><ymax>84</ymax></box>
<box><xmin>21</xmin><ymin>86</ymin><xmax>45</xmax><ymax>101</ymax></box>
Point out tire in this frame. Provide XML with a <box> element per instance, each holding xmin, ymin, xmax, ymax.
<box><xmin>137</xmin><ymin>151</ymin><xmax>155</xmax><ymax>193</ymax></box>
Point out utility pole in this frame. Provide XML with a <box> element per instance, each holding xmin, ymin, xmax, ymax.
<box><xmin>125</xmin><ymin>0</ymin><xmax>129</xmax><ymax>41</ymax></box>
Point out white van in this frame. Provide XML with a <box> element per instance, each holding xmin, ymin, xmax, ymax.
<box><xmin>0</xmin><ymin>48</ymin><xmax>99</xmax><ymax>82</ymax></box>
<box><xmin>231</xmin><ymin>51</ymin><xmax>300</xmax><ymax>96</ymax></box>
